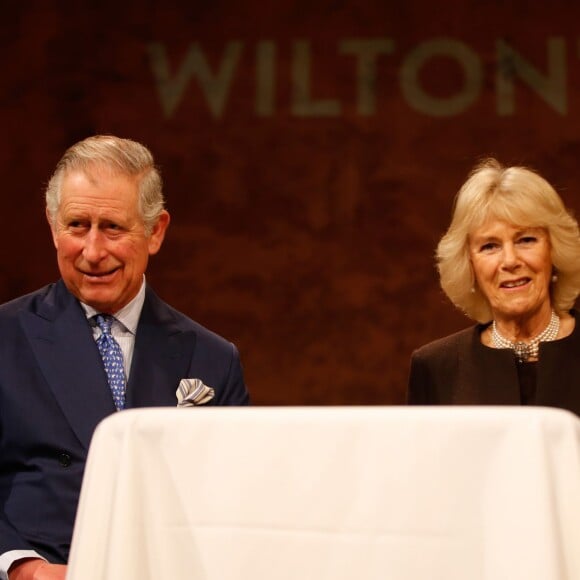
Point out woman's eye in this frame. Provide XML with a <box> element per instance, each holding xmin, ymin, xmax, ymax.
<box><xmin>480</xmin><ymin>242</ymin><xmax>498</xmax><ymax>252</ymax></box>
<box><xmin>518</xmin><ymin>236</ymin><xmax>537</xmax><ymax>244</ymax></box>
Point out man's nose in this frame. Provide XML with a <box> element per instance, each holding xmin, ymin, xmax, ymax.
<box><xmin>82</xmin><ymin>228</ymin><xmax>107</xmax><ymax>262</ymax></box>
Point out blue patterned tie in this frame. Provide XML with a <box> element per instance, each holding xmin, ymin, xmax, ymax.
<box><xmin>94</xmin><ymin>314</ymin><xmax>126</xmax><ymax>411</ymax></box>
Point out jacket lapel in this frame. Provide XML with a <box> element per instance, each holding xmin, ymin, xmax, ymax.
<box><xmin>21</xmin><ymin>281</ymin><xmax>116</xmax><ymax>450</ymax></box>
<box><xmin>125</xmin><ymin>287</ymin><xmax>197</xmax><ymax>408</ymax></box>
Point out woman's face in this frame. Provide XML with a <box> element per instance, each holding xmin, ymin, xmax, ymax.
<box><xmin>469</xmin><ymin>219</ymin><xmax>553</xmax><ymax>322</ymax></box>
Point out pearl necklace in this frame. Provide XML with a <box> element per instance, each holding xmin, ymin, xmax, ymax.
<box><xmin>491</xmin><ymin>310</ymin><xmax>560</xmax><ymax>362</ymax></box>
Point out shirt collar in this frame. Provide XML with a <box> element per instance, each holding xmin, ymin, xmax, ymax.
<box><xmin>80</xmin><ymin>277</ymin><xmax>146</xmax><ymax>335</ymax></box>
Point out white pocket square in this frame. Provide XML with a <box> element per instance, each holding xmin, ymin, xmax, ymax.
<box><xmin>176</xmin><ymin>378</ymin><xmax>215</xmax><ymax>407</ymax></box>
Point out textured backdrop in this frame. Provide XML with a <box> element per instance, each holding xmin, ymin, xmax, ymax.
<box><xmin>1</xmin><ymin>1</ymin><xmax>579</xmax><ymax>404</ymax></box>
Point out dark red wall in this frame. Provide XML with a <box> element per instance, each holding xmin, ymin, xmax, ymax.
<box><xmin>2</xmin><ymin>2</ymin><xmax>579</xmax><ymax>404</ymax></box>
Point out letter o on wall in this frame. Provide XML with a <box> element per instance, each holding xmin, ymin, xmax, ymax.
<box><xmin>400</xmin><ymin>38</ymin><xmax>483</xmax><ymax>117</ymax></box>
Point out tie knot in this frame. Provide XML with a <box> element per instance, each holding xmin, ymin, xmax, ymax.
<box><xmin>94</xmin><ymin>314</ymin><xmax>114</xmax><ymax>335</ymax></box>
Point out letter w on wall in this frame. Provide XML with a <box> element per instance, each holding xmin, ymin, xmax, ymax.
<box><xmin>148</xmin><ymin>42</ymin><xmax>243</xmax><ymax>118</ymax></box>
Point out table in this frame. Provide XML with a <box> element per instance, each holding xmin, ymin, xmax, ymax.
<box><xmin>67</xmin><ymin>406</ymin><xmax>580</xmax><ymax>580</ymax></box>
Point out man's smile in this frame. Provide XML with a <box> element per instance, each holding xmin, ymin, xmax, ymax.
<box><xmin>79</xmin><ymin>266</ymin><xmax>121</xmax><ymax>279</ymax></box>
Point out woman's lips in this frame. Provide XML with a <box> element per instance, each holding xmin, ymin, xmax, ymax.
<box><xmin>500</xmin><ymin>277</ymin><xmax>530</xmax><ymax>289</ymax></box>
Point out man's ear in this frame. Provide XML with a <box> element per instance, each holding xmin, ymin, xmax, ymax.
<box><xmin>147</xmin><ymin>210</ymin><xmax>171</xmax><ymax>255</ymax></box>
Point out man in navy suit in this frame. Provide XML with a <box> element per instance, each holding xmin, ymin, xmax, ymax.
<box><xmin>0</xmin><ymin>135</ymin><xmax>250</xmax><ymax>580</ymax></box>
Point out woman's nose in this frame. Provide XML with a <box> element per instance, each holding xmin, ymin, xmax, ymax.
<box><xmin>501</xmin><ymin>243</ymin><xmax>520</xmax><ymax>268</ymax></box>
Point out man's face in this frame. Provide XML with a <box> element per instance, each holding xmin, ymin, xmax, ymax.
<box><xmin>49</xmin><ymin>165</ymin><xmax>169</xmax><ymax>313</ymax></box>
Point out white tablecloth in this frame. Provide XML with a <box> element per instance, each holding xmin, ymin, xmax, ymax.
<box><xmin>67</xmin><ymin>406</ymin><xmax>580</xmax><ymax>580</ymax></box>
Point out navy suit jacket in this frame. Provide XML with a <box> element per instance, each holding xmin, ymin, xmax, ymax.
<box><xmin>0</xmin><ymin>280</ymin><xmax>249</xmax><ymax>563</ymax></box>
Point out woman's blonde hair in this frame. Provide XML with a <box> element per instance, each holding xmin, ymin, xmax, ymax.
<box><xmin>437</xmin><ymin>158</ymin><xmax>580</xmax><ymax>322</ymax></box>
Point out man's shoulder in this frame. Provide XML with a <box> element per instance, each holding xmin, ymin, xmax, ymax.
<box><xmin>168</xmin><ymin>305</ymin><xmax>234</xmax><ymax>347</ymax></box>
<box><xmin>143</xmin><ymin>287</ymin><xmax>236</xmax><ymax>351</ymax></box>
<box><xmin>0</xmin><ymin>282</ymin><xmax>60</xmax><ymax>317</ymax></box>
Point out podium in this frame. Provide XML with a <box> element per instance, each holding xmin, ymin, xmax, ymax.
<box><xmin>67</xmin><ymin>406</ymin><xmax>580</xmax><ymax>580</ymax></box>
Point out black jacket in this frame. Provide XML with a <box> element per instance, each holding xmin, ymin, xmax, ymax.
<box><xmin>408</xmin><ymin>310</ymin><xmax>580</xmax><ymax>415</ymax></box>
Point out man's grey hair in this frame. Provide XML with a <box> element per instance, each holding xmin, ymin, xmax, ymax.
<box><xmin>45</xmin><ymin>135</ymin><xmax>165</xmax><ymax>234</ymax></box>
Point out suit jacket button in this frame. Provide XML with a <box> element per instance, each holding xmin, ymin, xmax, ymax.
<box><xmin>58</xmin><ymin>452</ymin><xmax>72</xmax><ymax>467</ymax></box>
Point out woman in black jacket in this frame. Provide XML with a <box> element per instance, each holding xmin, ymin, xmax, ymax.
<box><xmin>408</xmin><ymin>158</ymin><xmax>580</xmax><ymax>414</ymax></box>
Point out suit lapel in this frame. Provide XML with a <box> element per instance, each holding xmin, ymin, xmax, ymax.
<box><xmin>125</xmin><ymin>287</ymin><xmax>197</xmax><ymax>408</ymax></box>
<box><xmin>21</xmin><ymin>281</ymin><xmax>116</xmax><ymax>450</ymax></box>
